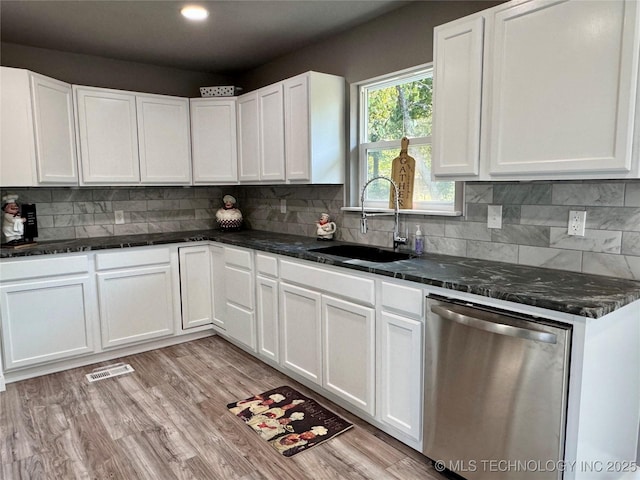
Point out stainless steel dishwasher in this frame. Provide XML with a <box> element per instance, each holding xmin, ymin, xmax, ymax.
<box><xmin>423</xmin><ymin>295</ymin><xmax>571</xmax><ymax>480</ymax></box>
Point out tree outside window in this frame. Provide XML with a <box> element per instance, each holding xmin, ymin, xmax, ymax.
<box><xmin>360</xmin><ymin>66</ymin><xmax>457</xmax><ymax>212</ymax></box>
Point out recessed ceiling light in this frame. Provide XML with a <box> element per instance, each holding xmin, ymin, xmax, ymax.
<box><xmin>181</xmin><ymin>5</ymin><xmax>209</xmax><ymax>21</ymax></box>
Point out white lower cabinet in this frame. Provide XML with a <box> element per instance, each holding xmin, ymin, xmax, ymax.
<box><xmin>323</xmin><ymin>295</ymin><xmax>375</xmax><ymax>415</ymax></box>
<box><xmin>210</xmin><ymin>244</ymin><xmax>227</xmax><ymax>329</ymax></box>
<box><xmin>0</xmin><ymin>254</ymin><xmax>96</xmax><ymax>374</ymax></box>
<box><xmin>280</xmin><ymin>282</ymin><xmax>323</xmax><ymax>384</ymax></box>
<box><xmin>0</xmin><ymin>275</ymin><xmax>95</xmax><ymax>369</ymax></box>
<box><xmin>379</xmin><ymin>310</ymin><xmax>423</xmax><ymax>443</ymax></box>
<box><xmin>179</xmin><ymin>245</ymin><xmax>214</xmax><ymax>329</ymax></box>
<box><xmin>95</xmin><ymin>248</ymin><xmax>175</xmax><ymax>349</ymax></box>
<box><xmin>256</xmin><ymin>253</ymin><xmax>280</xmax><ymax>363</ymax></box>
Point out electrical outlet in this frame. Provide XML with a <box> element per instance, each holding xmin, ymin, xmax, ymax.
<box><xmin>487</xmin><ymin>205</ymin><xmax>502</xmax><ymax>229</ymax></box>
<box><xmin>568</xmin><ymin>210</ymin><xmax>586</xmax><ymax>236</ymax></box>
<box><xmin>114</xmin><ymin>210</ymin><xmax>125</xmax><ymax>225</ymax></box>
<box><xmin>280</xmin><ymin>199</ymin><xmax>287</xmax><ymax>214</ymax></box>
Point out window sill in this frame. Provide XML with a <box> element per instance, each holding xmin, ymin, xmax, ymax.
<box><xmin>341</xmin><ymin>207</ymin><xmax>462</xmax><ymax>217</ymax></box>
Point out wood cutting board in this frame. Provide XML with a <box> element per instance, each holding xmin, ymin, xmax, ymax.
<box><xmin>389</xmin><ymin>137</ymin><xmax>415</xmax><ymax>209</ymax></box>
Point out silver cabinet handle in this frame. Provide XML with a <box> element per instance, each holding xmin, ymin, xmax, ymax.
<box><xmin>430</xmin><ymin>304</ymin><xmax>557</xmax><ymax>344</ymax></box>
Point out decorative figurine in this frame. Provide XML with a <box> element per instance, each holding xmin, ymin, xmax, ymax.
<box><xmin>316</xmin><ymin>213</ymin><xmax>336</xmax><ymax>240</ymax></box>
<box><xmin>215</xmin><ymin>194</ymin><xmax>243</xmax><ymax>231</ymax></box>
<box><xmin>2</xmin><ymin>194</ymin><xmax>26</xmax><ymax>244</ymax></box>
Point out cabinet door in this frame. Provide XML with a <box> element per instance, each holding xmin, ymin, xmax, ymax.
<box><xmin>284</xmin><ymin>74</ymin><xmax>311</xmax><ymax>182</ymax></box>
<box><xmin>137</xmin><ymin>94</ymin><xmax>191</xmax><ymax>184</ymax></box>
<box><xmin>179</xmin><ymin>246</ymin><xmax>213</xmax><ymax>329</ymax></box>
<box><xmin>210</xmin><ymin>244</ymin><xmax>226</xmax><ymax>329</ymax></box>
<box><xmin>485</xmin><ymin>0</ymin><xmax>639</xmax><ymax>176</ymax></box>
<box><xmin>97</xmin><ymin>265</ymin><xmax>174</xmax><ymax>348</ymax></box>
<box><xmin>75</xmin><ymin>86</ymin><xmax>140</xmax><ymax>184</ymax></box>
<box><xmin>1</xmin><ymin>67</ymin><xmax>37</xmax><ymax>186</ymax></box>
<box><xmin>279</xmin><ymin>282</ymin><xmax>322</xmax><ymax>385</ymax></box>
<box><xmin>256</xmin><ymin>275</ymin><xmax>279</xmax><ymax>362</ymax></box>
<box><xmin>258</xmin><ymin>83</ymin><xmax>286</xmax><ymax>182</ymax></box>
<box><xmin>224</xmin><ymin>264</ymin><xmax>256</xmax><ymax>350</ymax></box>
<box><xmin>432</xmin><ymin>16</ymin><xmax>484</xmax><ymax>178</ymax></box>
<box><xmin>237</xmin><ymin>92</ymin><xmax>260</xmax><ymax>182</ymax></box>
<box><xmin>0</xmin><ymin>276</ymin><xmax>95</xmax><ymax>369</ymax></box>
<box><xmin>379</xmin><ymin>311</ymin><xmax>423</xmax><ymax>443</ymax></box>
<box><xmin>190</xmin><ymin>98</ymin><xmax>238</xmax><ymax>184</ymax></box>
<box><xmin>30</xmin><ymin>73</ymin><xmax>78</xmax><ymax>184</ymax></box>
<box><xmin>322</xmin><ymin>295</ymin><xmax>375</xmax><ymax>415</ymax></box>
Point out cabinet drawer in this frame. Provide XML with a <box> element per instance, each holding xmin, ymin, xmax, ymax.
<box><xmin>224</xmin><ymin>246</ymin><xmax>252</xmax><ymax>269</ymax></box>
<box><xmin>0</xmin><ymin>255</ymin><xmax>88</xmax><ymax>282</ymax></box>
<box><xmin>381</xmin><ymin>281</ymin><xmax>424</xmax><ymax>319</ymax></box>
<box><xmin>95</xmin><ymin>247</ymin><xmax>170</xmax><ymax>270</ymax></box>
<box><xmin>256</xmin><ymin>253</ymin><xmax>278</xmax><ymax>277</ymax></box>
<box><xmin>280</xmin><ymin>259</ymin><xmax>374</xmax><ymax>306</ymax></box>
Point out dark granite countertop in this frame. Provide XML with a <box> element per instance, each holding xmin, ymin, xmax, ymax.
<box><xmin>2</xmin><ymin>229</ymin><xmax>640</xmax><ymax>319</ymax></box>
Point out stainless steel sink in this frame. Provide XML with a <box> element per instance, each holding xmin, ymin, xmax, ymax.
<box><xmin>309</xmin><ymin>244</ymin><xmax>413</xmax><ymax>263</ymax></box>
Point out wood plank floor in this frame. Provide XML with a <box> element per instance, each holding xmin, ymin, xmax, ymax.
<box><xmin>0</xmin><ymin>335</ymin><xmax>450</xmax><ymax>480</ymax></box>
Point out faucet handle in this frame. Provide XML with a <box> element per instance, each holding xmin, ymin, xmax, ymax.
<box><xmin>361</xmin><ymin>216</ymin><xmax>368</xmax><ymax>234</ymax></box>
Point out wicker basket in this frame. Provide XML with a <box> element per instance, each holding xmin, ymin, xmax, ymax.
<box><xmin>199</xmin><ymin>86</ymin><xmax>241</xmax><ymax>97</ymax></box>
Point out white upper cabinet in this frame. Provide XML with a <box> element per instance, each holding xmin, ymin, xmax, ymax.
<box><xmin>74</xmin><ymin>85</ymin><xmax>192</xmax><ymax>185</ymax></box>
<box><xmin>1</xmin><ymin>67</ymin><xmax>78</xmax><ymax>186</ymax></box>
<box><xmin>433</xmin><ymin>0</ymin><xmax>640</xmax><ymax>181</ymax></box>
<box><xmin>237</xmin><ymin>91</ymin><xmax>261</xmax><ymax>182</ymax></box>
<box><xmin>283</xmin><ymin>72</ymin><xmax>345</xmax><ymax>184</ymax></box>
<box><xmin>237</xmin><ymin>85</ymin><xmax>286</xmax><ymax>183</ymax></box>
<box><xmin>190</xmin><ymin>98</ymin><xmax>238</xmax><ymax>184</ymax></box>
<box><xmin>74</xmin><ymin>86</ymin><xmax>140</xmax><ymax>184</ymax></box>
<box><xmin>432</xmin><ymin>17</ymin><xmax>484</xmax><ymax>177</ymax></box>
<box><xmin>136</xmin><ymin>93</ymin><xmax>191</xmax><ymax>184</ymax></box>
<box><xmin>237</xmin><ymin>71</ymin><xmax>345</xmax><ymax>185</ymax></box>
<box><xmin>258</xmin><ymin>83</ymin><xmax>286</xmax><ymax>182</ymax></box>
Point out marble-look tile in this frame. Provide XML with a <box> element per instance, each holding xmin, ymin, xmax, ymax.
<box><xmin>467</xmin><ymin>240</ymin><xmax>518</xmax><ymax>263</ymax></box>
<box><xmin>164</xmin><ymin>188</ymin><xmax>195</xmax><ymax>200</ymax></box>
<box><xmin>148</xmin><ymin>221</ymin><xmax>182</xmax><ymax>233</ymax></box>
<box><xmin>444</xmin><ymin>220</ymin><xmax>491</xmax><ymax>241</ymax></box>
<box><xmin>493</xmin><ymin>183</ymin><xmax>552</xmax><ymax>205</ymax></box>
<box><xmin>463</xmin><ymin>203</ymin><xmax>488</xmax><ymax>222</ymax></box>
<box><xmin>180</xmin><ymin>219</ymin><xmax>213</xmax><ymax>231</ymax></box>
<box><xmin>73</xmin><ymin>201</ymin><xmax>113</xmax><ymax>214</ymax></box>
<box><xmin>492</xmin><ymin>224</ymin><xmax>549</xmax><ymax>247</ymax></box>
<box><xmin>518</xmin><ymin>246</ymin><xmax>583</xmax><ymax>272</ymax></box>
<box><xmin>146</xmin><ymin>210</ymin><xmax>195</xmax><ymax>222</ymax></box>
<box><xmin>36</xmin><ymin>226</ymin><xmax>75</xmax><ymax>241</ymax></box>
<box><xmin>75</xmin><ymin>225</ymin><xmax>114</xmax><ymax>238</ymax></box>
<box><xmin>54</xmin><ymin>214</ymin><xmax>94</xmax><ymax>227</ymax></box>
<box><xmin>112</xmin><ymin>200</ymin><xmax>148</xmax><ymax>212</ymax></box>
<box><xmin>2</xmin><ymin>188</ymin><xmax>52</xmax><ymax>203</ymax></box>
<box><xmin>36</xmin><ymin>202</ymin><xmax>74</xmax><ymax>215</ymax></box>
<box><xmin>414</xmin><ymin>219</ymin><xmax>446</xmax><ymax>237</ymax></box>
<box><xmin>425</xmin><ymin>236</ymin><xmax>467</xmax><ymax>256</ymax></box>
<box><xmin>195</xmin><ymin>208</ymin><xmax>216</xmax><ymax>219</ymax></box>
<box><xmin>585</xmin><ymin>207</ymin><xmax>640</xmax><ymax>232</ymax></box>
<box><xmin>36</xmin><ymin>215</ymin><xmax>54</xmax><ymax>228</ymax></box>
<box><xmin>129</xmin><ymin>188</ymin><xmax>164</xmax><ymax>200</ymax></box>
<box><xmin>622</xmin><ymin>232</ymin><xmax>640</xmax><ymax>256</ymax></box>
<box><xmin>624</xmin><ymin>181</ymin><xmax>640</xmax><ymax>207</ymax></box>
<box><xmin>51</xmin><ymin>189</ymin><xmax>93</xmax><ymax>202</ymax></box>
<box><xmin>583</xmin><ymin>252</ymin><xmax>640</xmax><ymax>280</ymax></box>
<box><xmin>114</xmin><ymin>223</ymin><xmax>149</xmax><ymax>235</ymax></box>
<box><xmin>91</xmin><ymin>189</ymin><xmax>130</xmax><ymax>201</ymax></box>
<box><xmin>552</xmin><ymin>183</ymin><xmax>625</xmax><ymax>206</ymax></box>
<box><xmin>179</xmin><ymin>199</ymin><xmax>211</xmax><ymax>209</ymax></box>
<box><xmin>94</xmin><ymin>213</ymin><xmax>115</xmax><ymax>225</ymax></box>
<box><xmin>147</xmin><ymin>200</ymin><xmax>177</xmax><ymax>211</ymax></box>
<box><xmin>464</xmin><ymin>183</ymin><xmax>493</xmax><ymax>204</ymax></box>
<box><xmin>521</xmin><ymin>205</ymin><xmax>571</xmax><ymax>227</ymax></box>
<box><xmin>549</xmin><ymin>227</ymin><xmax>622</xmax><ymax>253</ymax></box>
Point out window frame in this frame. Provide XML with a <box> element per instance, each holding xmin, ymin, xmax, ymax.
<box><xmin>347</xmin><ymin>63</ymin><xmax>463</xmax><ymax>216</ymax></box>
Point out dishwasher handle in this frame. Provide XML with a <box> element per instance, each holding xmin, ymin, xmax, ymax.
<box><xmin>430</xmin><ymin>304</ymin><xmax>557</xmax><ymax>344</ymax></box>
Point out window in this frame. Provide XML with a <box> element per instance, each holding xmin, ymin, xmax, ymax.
<box><xmin>356</xmin><ymin>65</ymin><xmax>461</xmax><ymax>214</ymax></box>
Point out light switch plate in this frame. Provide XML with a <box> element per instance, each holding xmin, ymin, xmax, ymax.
<box><xmin>114</xmin><ymin>210</ymin><xmax>125</xmax><ymax>225</ymax></box>
<box><xmin>487</xmin><ymin>205</ymin><xmax>502</xmax><ymax>229</ymax></box>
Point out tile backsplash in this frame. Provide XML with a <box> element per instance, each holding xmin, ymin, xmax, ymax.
<box><xmin>2</xmin><ymin>180</ymin><xmax>640</xmax><ymax>280</ymax></box>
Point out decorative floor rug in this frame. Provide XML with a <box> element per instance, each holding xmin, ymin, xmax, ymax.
<box><xmin>227</xmin><ymin>385</ymin><xmax>354</xmax><ymax>457</ymax></box>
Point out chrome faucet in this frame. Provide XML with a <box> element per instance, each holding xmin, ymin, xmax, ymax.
<box><xmin>360</xmin><ymin>176</ymin><xmax>408</xmax><ymax>250</ymax></box>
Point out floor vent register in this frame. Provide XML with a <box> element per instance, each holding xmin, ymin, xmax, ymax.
<box><xmin>85</xmin><ymin>363</ymin><xmax>135</xmax><ymax>383</ymax></box>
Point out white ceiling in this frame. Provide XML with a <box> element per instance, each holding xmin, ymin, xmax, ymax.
<box><xmin>0</xmin><ymin>0</ymin><xmax>412</xmax><ymax>74</ymax></box>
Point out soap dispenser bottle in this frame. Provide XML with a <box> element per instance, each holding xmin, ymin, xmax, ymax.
<box><xmin>414</xmin><ymin>224</ymin><xmax>424</xmax><ymax>255</ymax></box>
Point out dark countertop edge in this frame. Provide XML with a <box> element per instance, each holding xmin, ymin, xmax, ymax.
<box><xmin>2</xmin><ymin>229</ymin><xmax>640</xmax><ymax>319</ymax></box>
